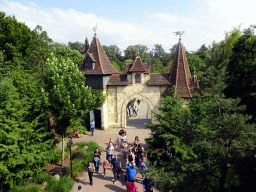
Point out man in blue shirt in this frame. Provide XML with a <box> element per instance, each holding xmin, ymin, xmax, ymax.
<box><xmin>111</xmin><ymin>155</ymin><xmax>121</xmax><ymax>184</ymax></box>
<box><xmin>90</xmin><ymin>119</ymin><xmax>95</xmax><ymax>136</ymax></box>
<box><xmin>126</xmin><ymin>162</ymin><xmax>138</xmax><ymax>183</ymax></box>
<box><xmin>143</xmin><ymin>175</ymin><xmax>155</xmax><ymax>192</ymax></box>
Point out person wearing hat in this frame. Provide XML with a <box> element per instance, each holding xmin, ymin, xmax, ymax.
<box><xmin>126</xmin><ymin>178</ymin><xmax>138</xmax><ymax>192</ymax></box>
<box><xmin>143</xmin><ymin>175</ymin><xmax>155</xmax><ymax>192</ymax></box>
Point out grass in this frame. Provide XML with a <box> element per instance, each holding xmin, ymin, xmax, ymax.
<box><xmin>65</xmin><ymin>141</ymin><xmax>103</xmax><ymax>178</ymax></box>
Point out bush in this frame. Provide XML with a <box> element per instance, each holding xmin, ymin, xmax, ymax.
<box><xmin>46</xmin><ymin>175</ymin><xmax>74</xmax><ymax>192</ymax></box>
<box><xmin>73</xmin><ymin>151</ymin><xmax>84</xmax><ymax>159</ymax></box>
<box><xmin>51</xmin><ymin>166</ymin><xmax>69</xmax><ymax>177</ymax></box>
<box><xmin>9</xmin><ymin>185</ymin><xmax>43</xmax><ymax>192</ymax></box>
<box><xmin>66</xmin><ymin>118</ymin><xmax>87</xmax><ymax>138</ymax></box>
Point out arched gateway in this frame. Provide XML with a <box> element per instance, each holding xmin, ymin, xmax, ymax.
<box><xmin>79</xmin><ymin>35</ymin><xmax>199</xmax><ymax>129</ymax></box>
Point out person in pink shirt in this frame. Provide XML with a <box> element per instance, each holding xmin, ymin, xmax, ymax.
<box><xmin>103</xmin><ymin>160</ymin><xmax>108</xmax><ymax>177</ymax></box>
<box><xmin>126</xmin><ymin>178</ymin><xmax>138</xmax><ymax>192</ymax></box>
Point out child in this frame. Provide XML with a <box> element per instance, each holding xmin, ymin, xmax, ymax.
<box><xmin>103</xmin><ymin>160</ymin><xmax>108</xmax><ymax>177</ymax></box>
<box><xmin>115</xmin><ymin>138</ymin><xmax>121</xmax><ymax>151</ymax></box>
<box><xmin>77</xmin><ymin>185</ymin><xmax>83</xmax><ymax>192</ymax></box>
<box><xmin>123</xmin><ymin>141</ymin><xmax>129</xmax><ymax>160</ymax></box>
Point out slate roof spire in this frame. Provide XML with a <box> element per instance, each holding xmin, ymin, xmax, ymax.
<box><xmin>169</xmin><ymin>39</ymin><xmax>194</xmax><ymax>98</ymax></box>
<box><xmin>80</xmin><ymin>37</ymin><xmax>89</xmax><ymax>54</ymax></box>
<box><xmin>79</xmin><ymin>36</ymin><xmax>119</xmax><ymax>75</ymax></box>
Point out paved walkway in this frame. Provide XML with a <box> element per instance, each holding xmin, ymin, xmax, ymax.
<box><xmin>58</xmin><ymin>100</ymin><xmax>158</xmax><ymax>192</ymax></box>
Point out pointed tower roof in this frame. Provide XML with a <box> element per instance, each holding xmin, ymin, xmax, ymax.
<box><xmin>169</xmin><ymin>39</ymin><xmax>193</xmax><ymax>98</ymax></box>
<box><xmin>79</xmin><ymin>36</ymin><xmax>119</xmax><ymax>75</ymax></box>
<box><xmin>80</xmin><ymin>37</ymin><xmax>89</xmax><ymax>54</ymax></box>
<box><xmin>129</xmin><ymin>56</ymin><xmax>145</xmax><ymax>73</ymax></box>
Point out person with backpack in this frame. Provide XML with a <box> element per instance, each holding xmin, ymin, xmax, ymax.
<box><xmin>93</xmin><ymin>148</ymin><xmax>101</xmax><ymax>173</ymax></box>
<box><xmin>87</xmin><ymin>162</ymin><xmax>94</xmax><ymax>186</ymax></box>
<box><xmin>119</xmin><ymin>127</ymin><xmax>126</xmax><ymax>136</ymax></box>
<box><xmin>126</xmin><ymin>178</ymin><xmax>138</xmax><ymax>192</ymax></box>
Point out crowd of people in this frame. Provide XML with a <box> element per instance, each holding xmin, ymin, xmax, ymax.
<box><xmin>78</xmin><ymin>127</ymin><xmax>155</xmax><ymax>192</ymax></box>
<box><xmin>127</xmin><ymin>103</ymin><xmax>139</xmax><ymax>117</ymax></box>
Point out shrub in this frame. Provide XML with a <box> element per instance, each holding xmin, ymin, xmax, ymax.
<box><xmin>51</xmin><ymin>166</ymin><xmax>69</xmax><ymax>177</ymax></box>
<box><xmin>9</xmin><ymin>185</ymin><xmax>43</xmax><ymax>192</ymax></box>
<box><xmin>73</xmin><ymin>151</ymin><xmax>84</xmax><ymax>159</ymax></box>
<box><xmin>46</xmin><ymin>175</ymin><xmax>74</xmax><ymax>192</ymax></box>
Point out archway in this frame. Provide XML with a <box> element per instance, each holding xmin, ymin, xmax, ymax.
<box><xmin>121</xmin><ymin>95</ymin><xmax>154</xmax><ymax>128</ymax></box>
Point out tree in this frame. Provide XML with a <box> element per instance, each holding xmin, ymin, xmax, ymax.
<box><xmin>149</xmin><ymin>58</ymin><xmax>164</xmax><ymax>73</ymax></box>
<box><xmin>186</xmin><ymin>53</ymin><xmax>204</xmax><ymax>79</ymax></box>
<box><xmin>145</xmin><ymin>94</ymin><xmax>256</xmax><ymax>192</ymax></box>
<box><xmin>196</xmin><ymin>44</ymin><xmax>209</xmax><ymax>60</ymax></box>
<box><xmin>68</xmin><ymin>41</ymin><xmax>84</xmax><ymax>51</ymax></box>
<box><xmin>152</xmin><ymin>44</ymin><xmax>165</xmax><ymax>59</ymax></box>
<box><xmin>102</xmin><ymin>45</ymin><xmax>122</xmax><ymax>72</ymax></box>
<box><xmin>124</xmin><ymin>44</ymin><xmax>149</xmax><ymax>62</ymax></box>
<box><xmin>224</xmin><ymin>25</ymin><xmax>256</xmax><ymax>122</ymax></box>
<box><xmin>0</xmin><ymin>76</ymin><xmax>59</xmax><ymax>190</ymax></box>
<box><xmin>54</xmin><ymin>46</ymin><xmax>83</xmax><ymax>67</ymax></box>
<box><xmin>41</xmin><ymin>54</ymin><xmax>104</xmax><ymax>165</ymax></box>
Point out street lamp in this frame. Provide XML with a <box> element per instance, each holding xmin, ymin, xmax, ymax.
<box><xmin>67</xmin><ymin>138</ymin><xmax>73</xmax><ymax>179</ymax></box>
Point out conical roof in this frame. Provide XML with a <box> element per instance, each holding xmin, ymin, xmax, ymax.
<box><xmin>169</xmin><ymin>39</ymin><xmax>193</xmax><ymax>98</ymax></box>
<box><xmin>129</xmin><ymin>56</ymin><xmax>145</xmax><ymax>72</ymax></box>
<box><xmin>79</xmin><ymin>36</ymin><xmax>119</xmax><ymax>75</ymax></box>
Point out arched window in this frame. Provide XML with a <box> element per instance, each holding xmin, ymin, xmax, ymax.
<box><xmin>135</xmin><ymin>73</ymin><xmax>141</xmax><ymax>83</ymax></box>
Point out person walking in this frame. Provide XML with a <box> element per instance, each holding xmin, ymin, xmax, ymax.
<box><xmin>132</xmin><ymin>104</ymin><xmax>136</xmax><ymax>115</ymax></box>
<box><xmin>119</xmin><ymin>127</ymin><xmax>126</xmax><ymax>136</ymax></box>
<box><xmin>87</xmin><ymin>162</ymin><xmax>94</xmax><ymax>186</ymax></box>
<box><xmin>93</xmin><ymin>148</ymin><xmax>101</xmax><ymax>173</ymax></box>
<box><xmin>107</xmin><ymin>143</ymin><xmax>114</xmax><ymax>165</ymax></box>
<box><xmin>126</xmin><ymin>162</ymin><xmax>138</xmax><ymax>183</ymax></box>
<box><xmin>126</xmin><ymin>178</ymin><xmax>138</xmax><ymax>192</ymax></box>
<box><xmin>102</xmin><ymin>160</ymin><xmax>108</xmax><ymax>177</ymax></box>
<box><xmin>115</xmin><ymin>137</ymin><xmax>121</xmax><ymax>151</ymax></box>
<box><xmin>90</xmin><ymin>119</ymin><xmax>95</xmax><ymax>136</ymax></box>
<box><xmin>134</xmin><ymin>106</ymin><xmax>138</xmax><ymax>117</ymax></box>
<box><xmin>123</xmin><ymin>141</ymin><xmax>129</xmax><ymax>160</ymax></box>
<box><xmin>139</xmin><ymin>157</ymin><xmax>148</xmax><ymax>179</ymax></box>
<box><xmin>143</xmin><ymin>175</ymin><xmax>156</xmax><ymax>192</ymax></box>
<box><xmin>127</xmin><ymin>108</ymin><xmax>130</xmax><ymax>117</ymax></box>
<box><xmin>111</xmin><ymin>155</ymin><xmax>121</xmax><ymax>184</ymax></box>
<box><xmin>128</xmin><ymin>105</ymin><xmax>132</xmax><ymax>116</ymax></box>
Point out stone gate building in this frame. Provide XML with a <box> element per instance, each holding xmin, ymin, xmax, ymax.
<box><xmin>79</xmin><ymin>35</ymin><xmax>199</xmax><ymax>129</ymax></box>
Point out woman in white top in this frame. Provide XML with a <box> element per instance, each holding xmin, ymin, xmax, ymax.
<box><xmin>107</xmin><ymin>143</ymin><xmax>115</xmax><ymax>165</ymax></box>
<box><xmin>120</xmin><ymin>133</ymin><xmax>127</xmax><ymax>144</ymax></box>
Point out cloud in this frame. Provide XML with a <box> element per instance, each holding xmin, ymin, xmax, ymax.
<box><xmin>29</xmin><ymin>1</ymin><xmax>37</xmax><ymax>7</ymax></box>
<box><xmin>1</xmin><ymin>0</ymin><xmax>255</xmax><ymax>54</ymax></box>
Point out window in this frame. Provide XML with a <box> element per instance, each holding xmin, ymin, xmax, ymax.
<box><xmin>135</xmin><ymin>73</ymin><xmax>141</xmax><ymax>83</ymax></box>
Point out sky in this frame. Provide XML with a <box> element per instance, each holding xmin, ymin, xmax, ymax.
<box><xmin>0</xmin><ymin>0</ymin><xmax>255</xmax><ymax>55</ymax></box>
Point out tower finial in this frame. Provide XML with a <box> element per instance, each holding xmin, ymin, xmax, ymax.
<box><xmin>136</xmin><ymin>49</ymin><xmax>140</xmax><ymax>58</ymax></box>
<box><xmin>92</xmin><ymin>23</ymin><xmax>98</xmax><ymax>36</ymax></box>
<box><xmin>173</xmin><ymin>30</ymin><xmax>186</xmax><ymax>41</ymax></box>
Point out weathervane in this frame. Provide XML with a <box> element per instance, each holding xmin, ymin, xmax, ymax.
<box><xmin>92</xmin><ymin>23</ymin><xmax>98</xmax><ymax>36</ymax></box>
<box><xmin>173</xmin><ymin>31</ymin><xmax>185</xmax><ymax>41</ymax></box>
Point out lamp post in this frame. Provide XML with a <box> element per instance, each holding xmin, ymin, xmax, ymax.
<box><xmin>67</xmin><ymin>138</ymin><xmax>73</xmax><ymax>179</ymax></box>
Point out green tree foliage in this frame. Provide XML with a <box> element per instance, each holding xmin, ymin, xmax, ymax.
<box><xmin>54</xmin><ymin>46</ymin><xmax>83</xmax><ymax>67</ymax></box>
<box><xmin>41</xmin><ymin>54</ymin><xmax>105</xmax><ymax>165</ymax></box>
<box><xmin>195</xmin><ymin>44</ymin><xmax>209</xmax><ymax>60</ymax></box>
<box><xmin>186</xmin><ymin>53</ymin><xmax>204</xmax><ymax>79</ymax></box>
<box><xmin>103</xmin><ymin>45</ymin><xmax>123</xmax><ymax>72</ymax></box>
<box><xmin>124</xmin><ymin>44</ymin><xmax>149</xmax><ymax>62</ymax></box>
<box><xmin>68</xmin><ymin>41</ymin><xmax>84</xmax><ymax>51</ymax></box>
<box><xmin>149</xmin><ymin>58</ymin><xmax>164</xmax><ymax>73</ymax></box>
<box><xmin>224</xmin><ymin>25</ymin><xmax>256</xmax><ymax>122</ymax></box>
<box><xmin>152</xmin><ymin>44</ymin><xmax>165</xmax><ymax>59</ymax></box>
<box><xmin>145</xmin><ymin>95</ymin><xmax>256</xmax><ymax>192</ymax></box>
<box><xmin>0</xmin><ymin>77</ymin><xmax>59</xmax><ymax>190</ymax></box>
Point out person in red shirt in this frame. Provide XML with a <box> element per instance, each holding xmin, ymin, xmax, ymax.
<box><xmin>126</xmin><ymin>178</ymin><xmax>138</xmax><ymax>192</ymax></box>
